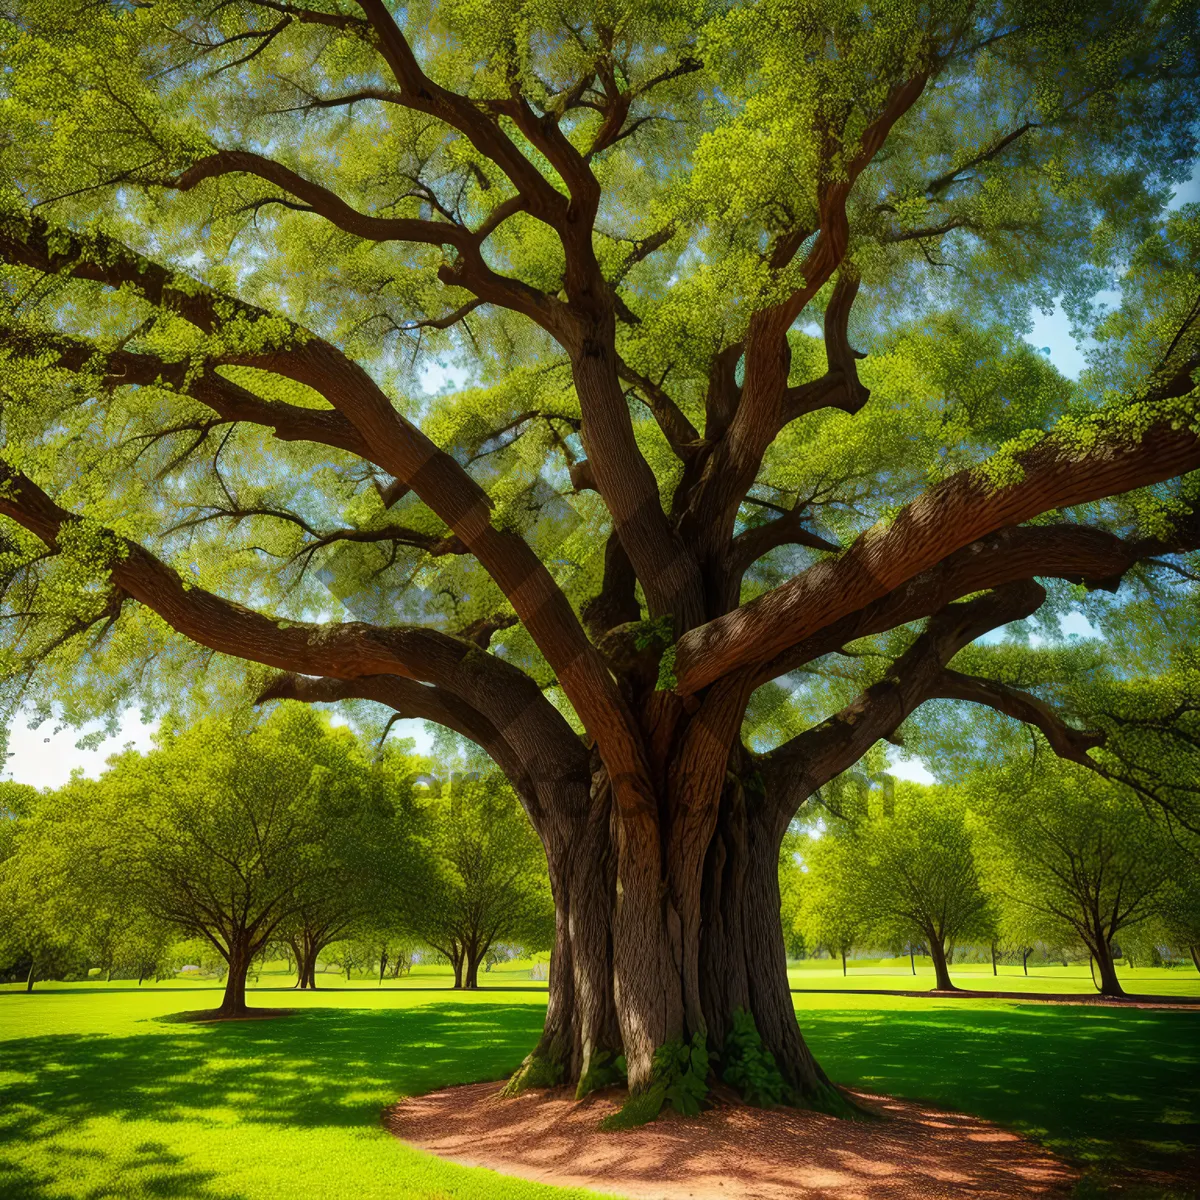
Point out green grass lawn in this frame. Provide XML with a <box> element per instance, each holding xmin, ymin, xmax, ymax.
<box><xmin>787</xmin><ymin>956</ymin><xmax>1200</xmax><ymax>996</ymax></box>
<box><xmin>1</xmin><ymin>981</ymin><xmax>1197</xmax><ymax>1199</ymax></box>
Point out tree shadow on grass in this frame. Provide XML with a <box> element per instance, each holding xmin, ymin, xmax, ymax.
<box><xmin>0</xmin><ymin>1002</ymin><xmax>544</xmax><ymax>1199</ymax></box>
<box><xmin>2</xmin><ymin>999</ymin><xmax>1197</xmax><ymax>1197</ymax></box>
<box><xmin>800</xmin><ymin>1002</ymin><xmax>1200</xmax><ymax>1186</ymax></box>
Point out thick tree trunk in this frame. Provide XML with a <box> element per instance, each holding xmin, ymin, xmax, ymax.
<box><xmin>464</xmin><ymin>945</ymin><xmax>483</xmax><ymax>990</ymax></box>
<box><xmin>910</xmin><ymin>945</ymin><xmax>916</xmax><ymax>975</ymax></box>
<box><xmin>928</xmin><ymin>936</ymin><xmax>957</xmax><ymax>991</ymax></box>
<box><xmin>511</xmin><ymin>758</ymin><xmax>836</xmax><ymax>1108</ymax></box>
<box><xmin>507</xmin><ymin>773</ymin><xmax>622</xmax><ymax>1094</ymax></box>
<box><xmin>217</xmin><ymin>939</ymin><xmax>251</xmax><ymax>1016</ymax></box>
<box><xmin>612</xmin><ymin>814</ymin><xmax>684</xmax><ymax>1090</ymax></box>
<box><xmin>991</xmin><ymin>942</ymin><xmax>998</xmax><ymax>976</ymax></box>
<box><xmin>701</xmin><ymin>784</ymin><xmax>833</xmax><ymax>1103</ymax></box>
<box><xmin>291</xmin><ymin>932</ymin><xmax>320</xmax><ymax>990</ymax></box>
<box><xmin>1091</xmin><ymin>939</ymin><xmax>1124</xmax><ymax>998</ymax></box>
<box><xmin>451</xmin><ymin>947</ymin><xmax>464</xmax><ymax>990</ymax></box>
<box><xmin>1023</xmin><ymin>947</ymin><xmax>1031</xmax><ymax>975</ymax></box>
<box><xmin>25</xmin><ymin>958</ymin><xmax>34</xmax><ymax>993</ymax></box>
<box><xmin>1191</xmin><ymin>944</ymin><xmax>1200</xmax><ymax>974</ymax></box>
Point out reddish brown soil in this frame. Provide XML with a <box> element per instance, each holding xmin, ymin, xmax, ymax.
<box><xmin>385</xmin><ymin>1082</ymin><xmax>1078</xmax><ymax>1199</ymax></box>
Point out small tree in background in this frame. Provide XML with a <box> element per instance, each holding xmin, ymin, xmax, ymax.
<box><xmin>275</xmin><ymin>742</ymin><xmax>418</xmax><ymax>991</ymax></box>
<box><xmin>797</xmin><ymin>834</ymin><xmax>865</xmax><ymax>976</ymax></box>
<box><xmin>970</xmin><ymin>760</ymin><xmax>1175</xmax><ymax>998</ymax></box>
<box><xmin>1156</xmin><ymin>871</ymin><xmax>1200</xmax><ymax>973</ymax></box>
<box><xmin>19</xmin><ymin>704</ymin><xmax>413</xmax><ymax>1015</ymax></box>
<box><xmin>2</xmin><ymin>778</ymin><xmax>182</xmax><ymax>987</ymax></box>
<box><xmin>0</xmin><ymin>780</ymin><xmax>90</xmax><ymax>989</ymax></box>
<box><xmin>404</xmin><ymin>773</ymin><xmax>553</xmax><ymax>989</ymax></box>
<box><xmin>77</xmin><ymin>896</ymin><xmax>174</xmax><ymax>985</ymax></box>
<box><xmin>844</xmin><ymin>784</ymin><xmax>993</xmax><ymax>991</ymax></box>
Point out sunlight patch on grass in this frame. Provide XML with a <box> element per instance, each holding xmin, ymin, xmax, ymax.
<box><xmin>0</xmin><ymin>983</ymin><xmax>1196</xmax><ymax>1198</ymax></box>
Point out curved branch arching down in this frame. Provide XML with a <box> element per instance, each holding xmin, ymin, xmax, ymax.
<box><xmin>759</xmin><ymin>579</ymin><xmax>1048</xmax><ymax>822</ymax></box>
<box><xmin>255</xmin><ymin>672</ymin><xmax>562</xmax><ymax>817</ymax></box>
<box><xmin>929</xmin><ymin>669</ymin><xmax>1107</xmax><ymax>767</ymax></box>
<box><xmin>0</xmin><ymin>462</ymin><xmax>587</xmax><ymax>804</ymax></box>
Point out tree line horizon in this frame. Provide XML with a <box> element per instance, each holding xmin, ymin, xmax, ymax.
<box><xmin>3</xmin><ymin>703</ymin><xmax>1196</xmax><ymax>1024</ymax></box>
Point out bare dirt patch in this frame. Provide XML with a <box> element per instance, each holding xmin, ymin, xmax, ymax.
<box><xmin>385</xmin><ymin>1082</ymin><xmax>1078</xmax><ymax>1199</ymax></box>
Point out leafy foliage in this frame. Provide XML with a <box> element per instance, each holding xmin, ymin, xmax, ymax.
<box><xmin>599</xmin><ymin>1033</ymin><xmax>710</xmax><ymax>1129</ymax></box>
<box><xmin>721</xmin><ymin>1009</ymin><xmax>787</xmax><ymax>1108</ymax></box>
<box><xmin>969</xmin><ymin>758</ymin><xmax>1176</xmax><ymax>974</ymax></box>
<box><xmin>402</xmin><ymin>772</ymin><xmax>553</xmax><ymax>985</ymax></box>
<box><xmin>0</xmin><ymin>704</ymin><xmax>418</xmax><ymax>999</ymax></box>
<box><xmin>797</xmin><ymin>782</ymin><xmax>994</xmax><ymax>987</ymax></box>
<box><xmin>575</xmin><ymin>1049</ymin><xmax>628</xmax><ymax>1100</ymax></box>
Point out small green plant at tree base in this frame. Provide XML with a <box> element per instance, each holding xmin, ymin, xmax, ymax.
<box><xmin>721</xmin><ymin>1009</ymin><xmax>787</xmax><ymax>1107</ymax></box>
<box><xmin>575</xmin><ymin>1049</ymin><xmax>627</xmax><ymax>1099</ymax></box>
<box><xmin>659</xmin><ymin>1034</ymin><xmax>710</xmax><ymax>1116</ymax></box>
<box><xmin>501</xmin><ymin>1051</ymin><xmax>564</xmax><ymax>1096</ymax></box>
<box><xmin>599</xmin><ymin>1087</ymin><xmax>667</xmax><ymax>1131</ymax></box>
<box><xmin>599</xmin><ymin>1033</ymin><xmax>709</xmax><ymax>1129</ymax></box>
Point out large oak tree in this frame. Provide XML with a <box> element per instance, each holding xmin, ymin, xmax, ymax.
<box><xmin>0</xmin><ymin>0</ymin><xmax>1199</xmax><ymax>1101</ymax></box>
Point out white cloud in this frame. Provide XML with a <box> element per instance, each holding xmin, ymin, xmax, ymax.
<box><xmin>888</xmin><ymin>755</ymin><xmax>936</xmax><ymax>785</ymax></box>
<box><xmin>3</xmin><ymin>708</ymin><xmax>159</xmax><ymax>790</ymax></box>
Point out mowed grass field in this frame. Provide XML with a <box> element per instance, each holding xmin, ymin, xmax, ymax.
<box><xmin>787</xmin><ymin>955</ymin><xmax>1200</xmax><ymax>996</ymax></box>
<box><xmin>1</xmin><ymin>968</ymin><xmax>1198</xmax><ymax>1199</ymax></box>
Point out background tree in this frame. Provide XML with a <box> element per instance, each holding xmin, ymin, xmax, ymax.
<box><xmin>970</xmin><ymin>760</ymin><xmax>1175</xmax><ymax>997</ymax></box>
<box><xmin>404</xmin><ymin>773</ymin><xmax>553</xmax><ymax>989</ymax></box>
<box><xmin>843</xmin><ymin>784</ymin><xmax>993</xmax><ymax>990</ymax></box>
<box><xmin>1155</xmin><ymin>871</ymin><xmax>1200</xmax><ymax>973</ymax></box>
<box><xmin>74</xmin><ymin>886</ymin><xmax>174</xmax><ymax>985</ymax></box>
<box><xmin>777</xmin><ymin>827</ymin><xmax>809</xmax><ymax>962</ymax></box>
<box><xmin>0</xmin><ymin>781</ymin><xmax>86</xmax><ymax>991</ymax></box>
<box><xmin>0</xmin><ymin>0</ymin><xmax>1198</xmax><ymax>1098</ymax></box>
<box><xmin>62</xmin><ymin>704</ymin><xmax>410</xmax><ymax>1015</ymax></box>
<box><xmin>269</xmin><ymin>738</ymin><xmax>418</xmax><ymax>990</ymax></box>
<box><xmin>797</xmin><ymin>832</ymin><xmax>865</xmax><ymax>977</ymax></box>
